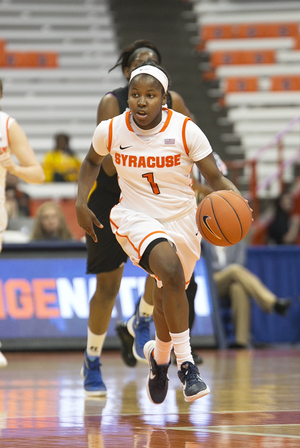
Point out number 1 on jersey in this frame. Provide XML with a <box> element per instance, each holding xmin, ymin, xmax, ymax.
<box><xmin>142</xmin><ymin>173</ymin><xmax>160</xmax><ymax>195</ymax></box>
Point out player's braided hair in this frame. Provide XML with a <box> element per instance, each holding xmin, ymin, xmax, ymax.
<box><xmin>109</xmin><ymin>40</ymin><xmax>162</xmax><ymax>73</ymax></box>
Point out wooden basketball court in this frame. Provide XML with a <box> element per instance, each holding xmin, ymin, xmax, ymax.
<box><xmin>0</xmin><ymin>347</ymin><xmax>299</xmax><ymax>447</ymax></box>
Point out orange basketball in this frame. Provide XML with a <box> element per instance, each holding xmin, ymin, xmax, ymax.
<box><xmin>196</xmin><ymin>190</ymin><xmax>253</xmax><ymax>246</ymax></box>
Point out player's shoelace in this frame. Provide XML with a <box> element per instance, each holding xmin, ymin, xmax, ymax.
<box><xmin>153</xmin><ymin>366</ymin><xmax>169</xmax><ymax>389</ymax></box>
<box><xmin>182</xmin><ymin>363</ymin><xmax>201</xmax><ymax>385</ymax></box>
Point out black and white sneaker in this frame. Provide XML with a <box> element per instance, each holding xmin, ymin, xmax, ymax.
<box><xmin>143</xmin><ymin>340</ymin><xmax>170</xmax><ymax>405</ymax></box>
<box><xmin>178</xmin><ymin>361</ymin><xmax>210</xmax><ymax>403</ymax></box>
<box><xmin>115</xmin><ymin>321</ymin><xmax>137</xmax><ymax>367</ymax></box>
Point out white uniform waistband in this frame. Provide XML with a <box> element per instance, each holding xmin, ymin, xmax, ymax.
<box><xmin>158</xmin><ymin>198</ymin><xmax>197</xmax><ymax>223</ymax></box>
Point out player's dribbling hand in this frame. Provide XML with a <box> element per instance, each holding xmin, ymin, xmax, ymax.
<box><xmin>75</xmin><ymin>203</ymin><xmax>103</xmax><ymax>242</ymax></box>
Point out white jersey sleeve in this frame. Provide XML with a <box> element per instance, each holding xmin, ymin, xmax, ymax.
<box><xmin>92</xmin><ymin>119</ymin><xmax>110</xmax><ymax>156</ymax></box>
<box><xmin>185</xmin><ymin>120</ymin><xmax>213</xmax><ymax>162</ymax></box>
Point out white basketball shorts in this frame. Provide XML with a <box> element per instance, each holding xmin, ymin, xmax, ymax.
<box><xmin>110</xmin><ymin>204</ymin><xmax>201</xmax><ymax>288</ymax></box>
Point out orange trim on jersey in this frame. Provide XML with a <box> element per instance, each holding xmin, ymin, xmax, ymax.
<box><xmin>125</xmin><ymin>111</ymin><xmax>133</xmax><ymax>132</ymax></box>
<box><xmin>109</xmin><ymin>211</ymin><xmax>140</xmax><ymax>255</ymax></box>
<box><xmin>116</xmin><ymin>231</ymin><xmax>140</xmax><ymax>255</ymax></box>
<box><xmin>160</xmin><ymin>108</ymin><xmax>173</xmax><ymax>133</ymax></box>
<box><xmin>107</xmin><ymin>118</ymin><xmax>114</xmax><ymax>152</ymax></box>
<box><xmin>182</xmin><ymin>117</ymin><xmax>191</xmax><ymax>155</ymax></box>
<box><xmin>125</xmin><ymin>109</ymin><xmax>172</xmax><ymax>133</ymax></box>
<box><xmin>138</xmin><ymin>230</ymin><xmax>169</xmax><ymax>258</ymax></box>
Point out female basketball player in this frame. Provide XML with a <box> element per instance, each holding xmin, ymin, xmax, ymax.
<box><xmin>0</xmin><ymin>78</ymin><xmax>45</xmax><ymax>367</ymax></box>
<box><xmin>76</xmin><ymin>61</ymin><xmax>240</xmax><ymax>404</ymax></box>
<box><xmin>81</xmin><ymin>40</ymin><xmax>199</xmax><ymax>398</ymax></box>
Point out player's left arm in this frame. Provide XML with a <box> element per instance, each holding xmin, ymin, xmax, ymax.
<box><xmin>76</xmin><ymin>144</ymin><xmax>106</xmax><ymax>242</ymax></box>
<box><xmin>195</xmin><ymin>153</ymin><xmax>240</xmax><ymax>195</ymax></box>
<box><xmin>192</xmin><ymin>175</ymin><xmax>213</xmax><ymax>198</ymax></box>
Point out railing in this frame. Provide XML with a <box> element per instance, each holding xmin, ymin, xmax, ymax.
<box><xmin>225</xmin><ymin>114</ymin><xmax>300</xmax><ymax>221</ymax></box>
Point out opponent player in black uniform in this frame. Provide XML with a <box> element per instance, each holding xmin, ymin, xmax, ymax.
<box><xmin>82</xmin><ymin>40</ymin><xmax>200</xmax><ymax>396</ymax></box>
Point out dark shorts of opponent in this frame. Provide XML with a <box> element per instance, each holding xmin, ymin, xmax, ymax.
<box><xmin>86</xmin><ymin>171</ymin><xmax>128</xmax><ymax>274</ymax></box>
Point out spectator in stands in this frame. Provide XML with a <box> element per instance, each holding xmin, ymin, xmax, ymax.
<box><xmin>5</xmin><ymin>185</ymin><xmax>19</xmax><ymax>221</ymax></box>
<box><xmin>202</xmin><ymin>239</ymin><xmax>291</xmax><ymax>348</ymax></box>
<box><xmin>5</xmin><ymin>172</ymin><xmax>30</xmax><ymax>223</ymax></box>
<box><xmin>30</xmin><ymin>201</ymin><xmax>73</xmax><ymax>241</ymax></box>
<box><xmin>43</xmin><ymin>133</ymin><xmax>81</xmax><ymax>182</ymax></box>
<box><xmin>267</xmin><ymin>191</ymin><xmax>300</xmax><ymax>245</ymax></box>
<box><xmin>0</xmin><ymin>77</ymin><xmax>45</xmax><ymax>367</ymax></box>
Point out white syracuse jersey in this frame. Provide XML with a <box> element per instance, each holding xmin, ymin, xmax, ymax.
<box><xmin>93</xmin><ymin>108</ymin><xmax>212</xmax><ymax>223</ymax></box>
<box><xmin>0</xmin><ymin>111</ymin><xmax>14</xmax><ymax>234</ymax></box>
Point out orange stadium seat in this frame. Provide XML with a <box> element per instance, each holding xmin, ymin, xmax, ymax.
<box><xmin>294</xmin><ymin>36</ymin><xmax>300</xmax><ymax>49</ymax></box>
<box><xmin>4</xmin><ymin>52</ymin><xmax>58</xmax><ymax>68</ymax></box>
<box><xmin>0</xmin><ymin>40</ymin><xmax>6</xmax><ymax>66</ymax></box>
<box><xmin>202</xmin><ymin>70</ymin><xmax>216</xmax><ymax>81</ymax></box>
<box><xmin>201</xmin><ymin>24</ymin><xmax>233</xmax><ymax>41</ymax></box>
<box><xmin>270</xmin><ymin>75</ymin><xmax>300</xmax><ymax>91</ymax></box>
<box><xmin>201</xmin><ymin>22</ymin><xmax>299</xmax><ymax>41</ymax></box>
<box><xmin>224</xmin><ymin>77</ymin><xmax>259</xmax><ymax>92</ymax></box>
<box><xmin>236</xmin><ymin>22</ymin><xmax>299</xmax><ymax>39</ymax></box>
<box><xmin>210</xmin><ymin>50</ymin><xmax>275</xmax><ymax>67</ymax></box>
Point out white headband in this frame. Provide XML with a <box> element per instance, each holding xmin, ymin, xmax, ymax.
<box><xmin>129</xmin><ymin>65</ymin><xmax>168</xmax><ymax>93</ymax></box>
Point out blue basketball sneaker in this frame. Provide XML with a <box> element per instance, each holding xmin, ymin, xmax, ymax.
<box><xmin>127</xmin><ymin>309</ymin><xmax>152</xmax><ymax>363</ymax></box>
<box><xmin>81</xmin><ymin>351</ymin><xmax>107</xmax><ymax>397</ymax></box>
<box><xmin>178</xmin><ymin>361</ymin><xmax>210</xmax><ymax>403</ymax></box>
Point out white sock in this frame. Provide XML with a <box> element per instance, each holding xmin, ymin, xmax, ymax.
<box><xmin>169</xmin><ymin>329</ymin><xmax>194</xmax><ymax>370</ymax></box>
<box><xmin>153</xmin><ymin>335</ymin><xmax>172</xmax><ymax>365</ymax></box>
<box><xmin>138</xmin><ymin>295</ymin><xmax>154</xmax><ymax>318</ymax></box>
<box><xmin>86</xmin><ymin>327</ymin><xmax>106</xmax><ymax>359</ymax></box>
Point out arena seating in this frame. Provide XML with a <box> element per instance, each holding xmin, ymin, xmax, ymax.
<box><xmin>191</xmin><ymin>0</ymin><xmax>300</xmax><ymax>199</ymax></box>
<box><xmin>0</xmin><ymin>0</ymin><xmax>123</xmax><ymax>162</ymax></box>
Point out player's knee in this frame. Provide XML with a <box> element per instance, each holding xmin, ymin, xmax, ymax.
<box><xmin>93</xmin><ymin>275</ymin><xmax>121</xmax><ymax>302</ymax></box>
<box><xmin>160</xmin><ymin>261</ymin><xmax>185</xmax><ymax>291</ymax></box>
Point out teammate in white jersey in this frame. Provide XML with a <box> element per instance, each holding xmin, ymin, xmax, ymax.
<box><xmin>0</xmin><ymin>79</ymin><xmax>45</xmax><ymax>367</ymax></box>
<box><xmin>76</xmin><ymin>61</ymin><xmax>240</xmax><ymax>404</ymax></box>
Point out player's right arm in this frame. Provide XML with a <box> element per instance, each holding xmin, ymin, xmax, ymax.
<box><xmin>76</xmin><ymin>145</ymin><xmax>106</xmax><ymax>242</ymax></box>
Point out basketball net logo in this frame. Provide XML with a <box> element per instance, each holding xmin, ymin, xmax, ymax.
<box><xmin>202</xmin><ymin>215</ymin><xmax>221</xmax><ymax>240</ymax></box>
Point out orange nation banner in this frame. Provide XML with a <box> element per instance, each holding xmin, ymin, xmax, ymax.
<box><xmin>0</xmin><ymin>256</ymin><xmax>213</xmax><ymax>343</ymax></box>
<box><xmin>0</xmin><ymin>279</ymin><xmax>59</xmax><ymax>320</ymax></box>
